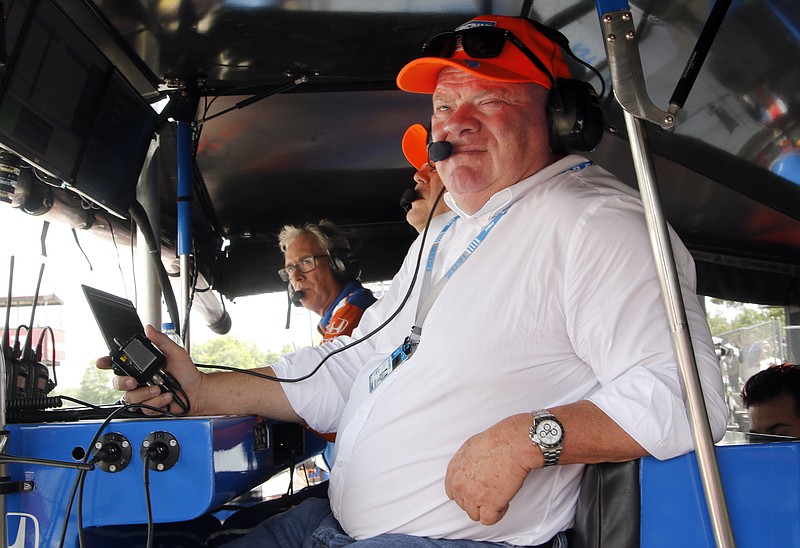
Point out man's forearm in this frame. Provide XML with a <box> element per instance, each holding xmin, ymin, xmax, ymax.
<box><xmin>543</xmin><ymin>400</ymin><xmax>648</xmax><ymax>466</ymax></box>
<box><xmin>198</xmin><ymin>366</ymin><xmax>302</xmax><ymax>423</ymax></box>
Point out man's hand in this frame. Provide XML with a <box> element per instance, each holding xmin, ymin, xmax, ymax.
<box><xmin>96</xmin><ymin>324</ymin><xmax>206</xmax><ymax>416</ymax></box>
<box><xmin>444</xmin><ymin>414</ymin><xmax>540</xmax><ymax>525</ymax></box>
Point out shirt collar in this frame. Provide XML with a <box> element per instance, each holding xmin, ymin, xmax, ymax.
<box><xmin>443</xmin><ymin>155</ymin><xmax>589</xmax><ymax>222</ymax></box>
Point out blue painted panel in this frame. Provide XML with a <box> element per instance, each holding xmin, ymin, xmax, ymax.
<box><xmin>3</xmin><ymin>416</ymin><xmax>325</xmax><ymax>547</ymax></box>
<box><xmin>641</xmin><ymin>441</ymin><xmax>800</xmax><ymax>547</ymax></box>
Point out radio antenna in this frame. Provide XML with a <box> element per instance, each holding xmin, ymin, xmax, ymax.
<box><xmin>22</xmin><ymin>263</ymin><xmax>44</xmax><ymax>361</ymax></box>
<box><xmin>2</xmin><ymin>256</ymin><xmax>13</xmax><ymax>359</ymax></box>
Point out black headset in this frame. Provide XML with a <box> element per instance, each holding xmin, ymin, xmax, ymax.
<box><xmin>522</xmin><ymin>18</ymin><xmax>605</xmax><ymax>155</ymax></box>
<box><xmin>318</xmin><ymin>222</ymin><xmax>361</xmax><ymax>284</ymax></box>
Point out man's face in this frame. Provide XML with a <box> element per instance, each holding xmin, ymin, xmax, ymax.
<box><xmin>283</xmin><ymin>233</ymin><xmax>342</xmax><ymax>317</ymax></box>
<box><xmin>748</xmin><ymin>393</ymin><xmax>800</xmax><ymax>437</ymax></box>
<box><xmin>430</xmin><ymin>68</ymin><xmax>553</xmax><ymax>214</ymax></box>
<box><xmin>406</xmin><ymin>164</ymin><xmax>450</xmax><ymax>232</ymax></box>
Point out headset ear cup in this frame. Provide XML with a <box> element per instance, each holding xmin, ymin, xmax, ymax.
<box><xmin>547</xmin><ymin>79</ymin><xmax>604</xmax><ymax>154</ymax></box>
<box><xmin>328</xmin><ymin>247</ymin><xmax>361</xmax><ymax>283</ymax></box>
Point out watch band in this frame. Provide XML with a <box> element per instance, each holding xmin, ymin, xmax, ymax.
<box><xmin>529</xmin><ymin>409</ymin><xmax>564</xmax><ymax>467</ymax></box>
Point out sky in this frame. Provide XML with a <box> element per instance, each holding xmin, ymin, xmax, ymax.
<box><xmin>0</xmin><ymin>204</ymin><xmax>328</xmax><ymax>390</ymax></box>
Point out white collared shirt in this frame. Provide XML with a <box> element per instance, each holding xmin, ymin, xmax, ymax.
<box><xmin>272</xmin><ymin>155</ymin><xmax>726</xmax><ymax>545</ymax></box>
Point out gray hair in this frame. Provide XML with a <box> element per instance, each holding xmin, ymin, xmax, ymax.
<box><xmin>277</xmin><ymin>219</ymin><xmax>349</xmax><ymax>254</ymax></box>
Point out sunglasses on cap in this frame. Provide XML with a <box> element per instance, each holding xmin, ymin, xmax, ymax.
<box><xmin>422</xmin><ymin>26</ymin><xmax>556</xmax><ymax>87</ymax></box>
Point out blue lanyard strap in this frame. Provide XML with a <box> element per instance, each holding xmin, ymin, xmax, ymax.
<box><xmin>407</xmin><ymin>160</ymin><xmax>594</xmax><ymax>350</ymax></box>
<box><xmin>442</xmin><ymin>207</ymin><xmax>508</xmax><ymax>280</ymax></box>
<box><xmin>413</xmin><ymin>206</ymin><xmax>510</xmax><ymax>336</ymax></box>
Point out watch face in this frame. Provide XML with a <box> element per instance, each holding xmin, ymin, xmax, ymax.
<box><xmin>536</xmin><ymin>419</ymin><xmax>562</xmax><ymax>446</ymax></box>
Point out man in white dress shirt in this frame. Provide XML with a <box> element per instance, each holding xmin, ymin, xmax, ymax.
<box><xmin>100</xmin><ymin>14</ymin><xmax>726</xmax><ymax>548</ymax></box>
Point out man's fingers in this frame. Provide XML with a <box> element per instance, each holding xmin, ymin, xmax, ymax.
<box><xmin>478</xmin><ymin>505</ymin><xmax>508</xmax><ymax>526</ymax></box>
<box><xmin>95</xmin><ymin>356</ymin><xmax>112</xmax><ymax>370</ymax></box>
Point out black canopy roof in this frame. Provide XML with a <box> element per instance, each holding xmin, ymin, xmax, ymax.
<box><xmin>49</xmin><ymin>0</ymin><xmax>800</xmax><ymax>305</ymax></box>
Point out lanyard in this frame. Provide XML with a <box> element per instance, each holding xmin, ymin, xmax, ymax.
<box><xmin>406</xmin><ymin>206</ymin><xmax>510</xmax><ymax>349</ymax></box>
<box><xmin>405</xmin><ymin>159</ymin><xmax>594</xmax><ymax>351</ymax></box>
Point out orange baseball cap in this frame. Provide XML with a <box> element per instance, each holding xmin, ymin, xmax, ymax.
<box><xmin>397</xmin><ymin>15</ymin><xmax>572</xmax><ymax>94</ymax></box>
<box><xmin>402</xmin><ymin>124</ymin><xmax>429</xmax><ymax>170</ymax></box>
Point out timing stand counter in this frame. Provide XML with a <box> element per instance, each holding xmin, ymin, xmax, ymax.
<box><xmin>3</xmin><ymin>415</ymin><xmax>325</xmax><ymax>547</ymax></box>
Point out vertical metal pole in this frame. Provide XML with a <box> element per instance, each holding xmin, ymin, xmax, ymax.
<box><xmin>624</xmin><ymin>112</ymin><xmax>736</xmax><ymax>548</ymax></box>
<box><xmin>176</xmin><ymin>122</ymin><xmax>192</xmax><ymax>352</ymax></box>
<box><xmin>135</xmin><ymin>138</ymin><xmax>162</xmax><ymax>328</ymax></box>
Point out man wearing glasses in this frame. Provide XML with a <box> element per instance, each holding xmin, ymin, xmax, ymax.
<box><xmin>104</xmin><ymin>14</ymin><xmax>726</xmax><ymax>548</ymax></box>
<box><xmin>278</xmin><ymin>220</ymin><xmax>376</xmax><ymax>342</ymax></box>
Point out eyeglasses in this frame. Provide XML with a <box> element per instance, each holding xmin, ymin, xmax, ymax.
<box><xmin>278</xmin><ymin>255</ymin><xmax>327</xmax><ymax>282</ymax></box>
<box><xmin>423</xmin><ymin>27</ymin><xmax>555</xmax><ymax>87</ymax></box>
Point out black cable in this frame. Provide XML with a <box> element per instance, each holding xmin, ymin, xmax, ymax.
<box><xmin>58</xmin><ymin>468</ymin><xmax>87</xmax><ymax>548</ymax></box>
<box><xmin>34</xmin><ymin>325</ymin><xmax>57</xmax><ymax>386</ymax></box>
<box><xmin>12</xmin><ymin>324</ymin><xmax>28</xmax><ymax>360</ymax></box>
<box><xmin>58</xmin><ymin>403</ymin><xmax>179</xmax><ymax>547</ymax></box>
<box><xmin>77</xmin><ymin>470</ymin><xmax>87</xmax><ymax>548</ymax></box>
<box><xmin>284</xmin><ymin>451</ymin><xmax>296</xmax><ymax>497</ymax></box>
<box><xmin>70</xmin><ymin>227</ymin><xmax>94</xmax><ymax>271</ymax></box>
<box><xmin>128</xmin><ymin>199</ymin><xmax>181</xmax><ymax>330</ymax></box>
<box><xmin>143</xmin><ymin>452</ymin><xmax>154</xmax><ymax>548</ymax></box>
<box><xmin>104</xmin><ymin>212</ymin><xmax>129</xmax><ymax>298</ymax></box>
<box><xmin>58</xmin><ymin>394</ymin><xmax>104</xmax><ymax>409</ymax></box>
<box><xmin>5</xmin><ymin>394</ymin><xmax>106</xmax><ymax>411</ymax></box>
<box><xmin>197</xmin><ymin>188</ymin><xmax>447</xmax><ymax>384</ymax></box>
<box><xmin>0</xmin><ymin>453</ymin><xmax>93</xmax><ymax>469</ymax></box>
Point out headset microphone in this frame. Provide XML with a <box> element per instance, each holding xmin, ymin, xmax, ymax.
<box><xmin>291</xmin><ymin>289</ymin><xmax>305</xmax><ymax>307</ymax></box>
<box><xmin>400</xmin><ymin>188</ymin><xmax>417</xmax><ymax>212</ymax></box>
<box><xmin>427</xmin><ymin>141</ymin><xmax>453</xmax><ymax>163</ymax></box>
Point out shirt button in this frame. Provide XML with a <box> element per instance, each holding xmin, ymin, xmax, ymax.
<box><xmin>358</xmin><ymin>410</ymin><xmax>366</xmax><ymax>417</ymax></box>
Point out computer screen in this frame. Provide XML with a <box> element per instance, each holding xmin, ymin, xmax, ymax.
<box><xmin>81</xmin><ymin>285</ymin><xmax>145</xmax><ymax>353</ymax></box>
<box><xmin>0</xmin><ymin>0</ymin><xmax>157</xmax><ymax>217</ymax></box>
<box><xmin>0</xmin><ymin>0</ymin><xmax>110</xmax><ymax>184</ymax></box>
<box><xmin>71</xmin><ymin>69</ymin><xmax>157</xmax><ymax>217</ymax></box>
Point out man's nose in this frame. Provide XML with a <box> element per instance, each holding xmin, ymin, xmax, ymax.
<box><xmin>441</xmin><ymin>104</ymin><xmax>479</xmax><ymax>136</ymax></box>
<box><xmin>415</xmin><ymin>165</ymin><xmax>434</xmax><ymax>186</ymax></box>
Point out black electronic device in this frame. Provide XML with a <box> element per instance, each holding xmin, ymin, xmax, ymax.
<box><xmin>109</xmin><ymin>333</ymin><xmax>168</xmax><ymax>386</ymax></box>
<box><xmin>514</xmin><ymin>17</ymin><xmax>604</xmax><ymax>155</ymax></box>
<box><xmin>71</xmin><ymin>68</ymin><xmax>157</xmax><ymax>218</ymax></box>
<box><xmin>82</xmin><ymin>284</ymin><xmax>190</xmax><ymax>412</ymax></box>
<box><xmin>1</xmin><ymin>0</ymin><xmax>34</xmax><ymax>67</ymax></box>
<box><xmin>0</xmin><ymin>0</ymin><xmax>156</xmax><ymax>218</ymax></box>
<box><xmin>399</xmin><ymin>188</ymin><xmax>417</xmax><ymax>212</ymax></box>
<box><xmin>318</xmin><ymin>223</ymin><xmax>361</xmax><ymax>283</ymax></box>
<box><xmin>427</xmin><ymin>140</ymin><xmax>453</xmax><ymax>163</ymax></box>
<box><xmin>547</xmin><ymin>78</ymin><xmax>604</xmax><ymax>155</ymax></box>
<box><xmin>0</xmin><ymin>0</ymin><xmax>110</xmax><ymax>184</ymax></box>
<box><xmin>289</xmin><ymin>285</ymin><xmax>305</xmax><ymax>307</ymax></box>
<box><xmin>81</xmin><ymin>284</ymin><xmax>148</xmax><ymax>354</ymax></box>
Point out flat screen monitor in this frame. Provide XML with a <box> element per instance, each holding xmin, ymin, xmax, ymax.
<box><xmin>0</xmin><ymin>0</ymin><xmax>110</xmax><ymax>184</ymax></box>
<box><xmin>0</xmin><ymin>0</ymin><xmax>157</xmax><ymax>218</ymax></box>
<box><xmin>71</xmin><ymin>69</ymin><xmax>157</xmax><ymax>217</ymax></box>
<box><xmin>2</xmin><ymin>0</ymin><xmax>34</xmax><ymax>63</ymax></box>
<box><xmin>81</xmin><ymin>284</ymin><xmax>145</xmax><ymax>353</ymax></box>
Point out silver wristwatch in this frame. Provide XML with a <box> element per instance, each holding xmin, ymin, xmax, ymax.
<box><xmin>529</xmin><ymin>409</ymin><xmax>564</xmax><ymax>467</ymax></box>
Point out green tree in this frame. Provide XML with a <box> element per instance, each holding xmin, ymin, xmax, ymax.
<box><xmin>60</xmin><ymin>338</ymin><xmax>294</xmax><ymax>406</ymax></box>
<box><xmin>191</xmin><ymin>337</ymin><xmax>289</xmax><ymax>370</ymax></box>
<box><xmin>707</xmin><ymin>299</ymin><xmax>784</xmax><ymax>336</ymax></box>
<box><xmin>62</xmin><ymin>363</ymin><xmax>120</xmax><ymax>405</ymax></box>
